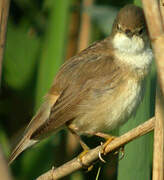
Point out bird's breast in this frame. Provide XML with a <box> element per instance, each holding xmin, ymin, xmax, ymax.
<box><xmin>104</xmin><ymin>79</ymin><xmax>144</xmax><ymax>130</ymax></box>
<box><xmin>71</xmin><ymin>78</ymin><xmax>144</xmax><ymax>135</ymax></box>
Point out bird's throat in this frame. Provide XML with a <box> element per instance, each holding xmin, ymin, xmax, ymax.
<box><xmin>112</xmin><ymin>32</ymin><xmax>153</xmax><ymax>73</ymax></box>
<box><xmin>113</xmin><ymin>32</ymin><xmax>145</xmax><ymax>54</ymax></box>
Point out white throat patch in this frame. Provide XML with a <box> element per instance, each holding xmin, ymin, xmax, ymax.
<box><xmin>113</xmin><ymin>32</ymin><xmax>145</xmax><ymax>53</ymax></box>
<box><xmin>113</xmin><ymin>33</ymin><xmax>153</xmax><ymax>70</ymax></box>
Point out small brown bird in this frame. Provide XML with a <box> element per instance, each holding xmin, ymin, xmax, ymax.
<box><xmin>9</xmin><ymin>4</ymin><xmax>153</xmax><ymax>164</ymax></box>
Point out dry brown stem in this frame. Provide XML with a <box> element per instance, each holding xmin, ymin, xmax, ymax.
<box><xmin>153</xmin><ymin>87</ymin><xmax>164</xmax><ymax>180</ymax></box>
<box><xmin>142</xmin><ymin>1</ymin><xmax>164</xmax><ymax>179</ymax></box>
<box><xmin>142</xmin><ymin>0</ymin><xmax>164</xmax><ymax>96</ymax></box>
<box><xmin>0</xmin><ymin>0</ymin><xmax>10</xmax><ymax>85</ymax></box>
<box><xmin>37</xmin><ymin>117</ymin><xmax>154</xmax><ymax>180</ymax></box>
<box><xmin>77</xmin><ymin>0</ymin><xmax>94</xmax><ymax>51</ymax></box>
<box><xmin>65</xmin><ymin>1</ymin><xmax>81</xmax><ymax>60</ymax></box>
<box><xmin>0</xmin><ymin>146</ymin><xmax>12</xmax><ymax>180</ymax></box>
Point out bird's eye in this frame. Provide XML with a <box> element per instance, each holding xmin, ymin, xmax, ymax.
<box><xmin>117</xmin><ymin>24</ymin><xmax>121</xmax><ymax>30</ymax></box>
<box><xmin>138</xmin><ymin>28</ymin><xmax>144</xmax><ymax>35</ymax></box>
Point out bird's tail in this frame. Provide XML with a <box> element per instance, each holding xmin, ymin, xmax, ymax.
<box><xmin>8</xmin><ymin>136</ymin><xmax>37</xmax><ymax>165</ymax></box>
<box><xmin>8</xmin><ymin>94</ymin><xmax>59</xmax><ymax>165</ymax></box>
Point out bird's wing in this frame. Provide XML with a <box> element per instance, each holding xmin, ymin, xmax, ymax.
<box><xmin>31</xmin><ymin>45</ymin><xmax>123</xmax><ymax>139</ymax></box>
<box><xmin>9</xmin><ymin>39</ymin><xmax>122</xmax><ymax>164</ymax></box>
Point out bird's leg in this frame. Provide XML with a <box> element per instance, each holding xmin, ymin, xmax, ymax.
<box><xmin>94</xmin><ymin>132</ymin><xmax>125</xmax><ymax>162</ymax></box>
<box><xmin>68</xmin><ymin>127</ymin><xmax>90</xmax><ymax>151</ymax></box>
<box><xmin>94</xmin><ymin>132</ymin><xmax>116</xmax><ymax>154</ymax></box>
<box><xmin>91</xmin><ymin>132</ymin><xmax>116</xmax><ymax>162</ymax></box>
<box><xmin>68</xmin><ymin>127</ymin><xmax>93</xmax><ymax>171</ymax></box>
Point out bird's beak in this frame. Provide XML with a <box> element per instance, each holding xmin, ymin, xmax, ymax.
<box><xmin>125</xmin><ymin>29</ymin><xmax>133</xmax><ymax>38</ymax></box>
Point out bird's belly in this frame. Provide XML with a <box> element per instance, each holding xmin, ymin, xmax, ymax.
<box><xmin>71</xmin><ymin>80</ymin><xmax>143</xmax><ymax>135</ymax></box>
<box><xmin>104</xmin><ymin>82</ymin><xmax>143</xmax><ymax>131</ymax></box>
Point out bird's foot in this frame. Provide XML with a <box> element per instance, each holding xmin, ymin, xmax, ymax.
<box><xmin>114</xmin><ymin>145</ymin><xmax>125</xmax><ymax>160</ymax></box>
<box><xmin>103</xmin><ymin>135</ymin><xmax>116</xmax><ymax>154</ymax></box>
<box><xmin>94</xmin><ymin>133</ymin><xmax>116</xmax><ymax>162</ymax></box>
<box><xmin>68</xmin><ymin>127</ymin><xmax>94</xmax><ymax>171</ymax></box>
<box><xmin>99</xmin><ymin>139</ymin><xmax>125</xmax><ymax>163</ymax></box>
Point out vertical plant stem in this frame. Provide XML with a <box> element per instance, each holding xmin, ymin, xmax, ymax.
<box><xmin>0</xmin><ymin>0</ymin><xmax>10</xmax><ymax>86</ymax></box>
<box><xmin>142</xmin><ymin>1</ymin><xmax>164</xmax><ymax>179</ymax></box>
<box><xmin>77</xmin><ymin>0</ymin><xmax>93</xmax><ymax>51</ymax></box>
<box><xmin>142</xmin><ymin>0</ymin><xmax>164</xmax><ymax>97</ymax></box>
<box><xmin>0</xmin><ymin>146</ymin><xmax>12</xmax><ymax>180</ymax></box>
<box><xmin>65</xmin><ymin>0</ymin><xmax>80</xmax><ymax>60</ymax></box>
<box><xmin>153</xmin><ymin>86</ymin><xmax>164</xmax><ymax>180</ymax></box>
<box><xmin>153</xmin><ymin>2</ymin><xmax>164</xmax><ymax>179</ymax></box>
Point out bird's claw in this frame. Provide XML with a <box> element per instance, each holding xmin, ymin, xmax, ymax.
<box><xmin>98</xmin><ymin>142</ymin><xmax>106</xmax><ymax>163</ymax></box>
<box><xmin>114</xmin><ymin>146</ymin><xmax>125</xmax><ymax>160</ymax></box>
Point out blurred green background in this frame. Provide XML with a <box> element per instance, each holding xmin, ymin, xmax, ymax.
<box><xmin>0</xmin><ymin>0</ymin><xmax>156</xmax><ymax>179</ymax></box>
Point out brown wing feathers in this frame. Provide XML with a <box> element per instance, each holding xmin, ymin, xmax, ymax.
<box><xmin>9</xmin><ymin>38</ymin><xmax>118</xmax><ymax>164</ymax></box>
